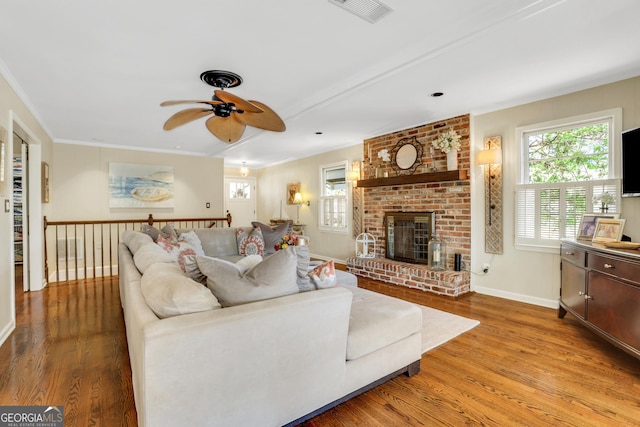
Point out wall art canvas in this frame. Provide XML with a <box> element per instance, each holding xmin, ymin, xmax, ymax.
<box><xmin>109</xmin><ymin>162</ymin><xmax>174</xmax><ymax>208</ymax></box>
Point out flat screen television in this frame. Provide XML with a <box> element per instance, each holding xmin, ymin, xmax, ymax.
<box><xmin>622</xmin><ymin>126</ymin><xmax>640</xmax><ymax>197</ymax></box>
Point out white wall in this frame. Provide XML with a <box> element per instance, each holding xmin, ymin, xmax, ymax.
<box><xmin>471</xmin><ymin>76</ymin><xmax>640</xmax><ymax>308</ymax></box>
<box><xmin>257</xmin><ymin>144</ymin><xmax>362</xmax><ymax>262</ymax></box>
<box><xmin>51</xmin><ymin>144</ymin><xmax>225</xmax><ymax>221</ymax></box>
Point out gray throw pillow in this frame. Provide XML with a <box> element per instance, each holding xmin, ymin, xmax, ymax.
<box><xmin>251</xmin><ymin>221</ymin><xmax>292</xmax><ymax>255</ymax></box>
<box><xmin>196</xmin><ymin>248</ymin><xmax>299</xmax><ymax>307</ymax></box>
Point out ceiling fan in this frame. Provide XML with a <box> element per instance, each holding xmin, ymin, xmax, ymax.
<box><xmin>161</xmin><ymin>70</ymin><xmax>286</xmax><ymax>143</ymax></box>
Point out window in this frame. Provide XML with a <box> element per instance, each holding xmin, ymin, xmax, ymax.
<box><xmin>319</xmin><ymin>162</ymin><xmax>348</xmax><ymax>233</ymax></box>
<box><xmin>515</xmin><ymin>109</ymin><xmax>622</xmax><ymax>251</ymax></box>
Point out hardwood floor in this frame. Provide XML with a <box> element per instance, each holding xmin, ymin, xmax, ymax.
<box><xmin>1</xmin><ymin>273</ymin><xmax>639</xmax><ymax>426</ymax></box>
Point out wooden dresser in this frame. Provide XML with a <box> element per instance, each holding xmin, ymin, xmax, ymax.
<box><xmin>559</xmin><ymin>239</ymin><xmax>640</xmax><ymax>359</ymax></box>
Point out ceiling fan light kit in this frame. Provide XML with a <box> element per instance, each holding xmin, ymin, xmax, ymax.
<box><xmin>161</xmin><ymin>70</ymin><xmax>285</xmax><ymax>143</ymax></box>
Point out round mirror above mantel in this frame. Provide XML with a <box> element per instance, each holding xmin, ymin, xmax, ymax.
<box><xmin>390</xmin><ymin>136</ymin><xmax>423</xmax><ymax>175</ymax></box>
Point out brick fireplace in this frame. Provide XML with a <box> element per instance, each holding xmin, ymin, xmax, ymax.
<box><xmin>346</xmin><ymin>114</ymin><xmax>471</xmax><ymax>297</ymax></box>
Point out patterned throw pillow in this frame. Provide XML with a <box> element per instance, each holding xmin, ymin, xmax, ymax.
<box><xmin>179</xmin><ymin>231</ymin><xmax>205</xmax><ymax>256</ymax></box>
<box><xmin>236</xmin><ymin>227</ymin><xmax>265</xmax><ymax>256</ymax></box>
<box><xmin>308</xmin><ymin>260</ymin><xmax>337</xmax><ymax>289</ymax></box>
<box><xmin>157</xmin><ymin>234</ymin><xmax>197</xmax><ymax>272</ymax></box>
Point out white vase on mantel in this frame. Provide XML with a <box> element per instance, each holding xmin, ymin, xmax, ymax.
<box><xmin>446</xmin><ymin>151</ymin><xmax>458</xmax><ymax>171</ymax></box>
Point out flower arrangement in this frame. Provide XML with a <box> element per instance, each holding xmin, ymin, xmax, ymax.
<box><xmin>275</xmin><ymin>233</ymin><xmax>298</xmax><ymax>251</ymax></box>
<box><xmin>433</xmin><ymin>130</ymin><xmax>462</xmax><ymax>153</ymax></box>
<box><xmin>593</xmin><ymin>192</ymin><xmax>615</xmax><ymax>210</ymax></box>
<box><xmin>377</xmin><ymin>149</ymin><xmax>391</xmax><ymax>162</ymax></box>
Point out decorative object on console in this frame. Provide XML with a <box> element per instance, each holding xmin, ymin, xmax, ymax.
<box><xmin>428</xmin><ymin>233</ymin><xmax>447</xmax><ymax>271</ymax></box>
<box><xmin>592</xmin><ymin>218</ymin><xmax>626</xmax><ymax>243</ymax></box>
<box><xmin>477</xmin><ymin>136</ymin><xmax>503</xmax><ymax>254</ymax></box>
<box><xmin>160</xmin><ymin>70</ymin><xmax>285</xmax><ymax>144</ymax></box>
<box><xmin>593</xmin><ymin>191</ymin><xmax>615</xmax><ymax>213</ymax></box>
<box><xmin>274</xmin><ymin>233</ymin><xmax>299</xmax><ymax>251</ymax></box>
<box><xmin>355</xmin><ymin>232</ymin><xmax>376</xmax><ymax>258</ymax></box>
<box><xmin>390</xmin><ymin>136</ymin><xmax>423</xmax><ymax>176</ymax></box>
<box><xmin>433</xmin><ymin>129</ymin><xmax>461</xmax><ymax>171</ymax></box>
<box><xmin>577</xmin><ymin>213</ymin><xmax>620</xmax><ymax>241</ymax></box>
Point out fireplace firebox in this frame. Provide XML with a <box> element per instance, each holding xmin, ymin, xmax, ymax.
<box><xmin>384</xmin><ymin>212</ymin><xmax>435</xmax><ymax>264</ymax></box>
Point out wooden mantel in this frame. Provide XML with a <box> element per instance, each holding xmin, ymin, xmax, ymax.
<box><xmin>357</xmin><ymin>170</ymin><xmax>468</xmax><ymax>188</ymax></box>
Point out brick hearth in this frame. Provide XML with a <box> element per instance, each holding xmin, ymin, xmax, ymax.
<box><xmin>347</xmin><ymin>257</ymin><xmax>470</xmax><ymax>297</ymax></box>
<box><xmin>352</xmin><ymin>114</ymin><xmax>471</xmax><ymax>297</ymax></box>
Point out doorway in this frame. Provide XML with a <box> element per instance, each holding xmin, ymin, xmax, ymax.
<box><xmin>224</xmin><ymin>176</ymin><xmax>256</xmax><ymax>227</ymax></box>
<box><xmin>12</xmin><ymin>133</ymin><xmax>28</xmax><ymax>293</ymax></box>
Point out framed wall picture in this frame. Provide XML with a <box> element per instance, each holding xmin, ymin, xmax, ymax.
<box><xmin>42</xmin><ymin>162</ymin><xmax>50</xmax><ymax>203</ymax></box>
<box><xmin>592</xmin><ymin>218</ymin><xmax>626</xmax><ymax>243</ymax></box>
<box><xmin>577</xmin><ymin>213</ymin><xmax>620</xmax><ymax>240</ymax></box>
<box><xmin>287</xmin><ymin>182</ymin><xmax>300</xmax><ymax>205</ymax></box>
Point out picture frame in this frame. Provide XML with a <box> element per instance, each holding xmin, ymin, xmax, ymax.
<box><xmin>287</xmin><ymin>182</ymin><xmax>300</xmax><ymax>205</ymax></box>
<box><xmin>577</xmin><ymin>213</ymin><xmax>620</xmax><ymax>240</ymax></box>
<box><xmin>592</xmin><ymin>218</ymin><xmax>626</xmax><ymax>243</ymax></box>
<box><xmin>42</xmin><ymin>162</ymin><xmax>50</xmax><ymax>203</ymax></box>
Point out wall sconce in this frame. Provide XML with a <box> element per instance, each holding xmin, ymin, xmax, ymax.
<box><xmin>477</xmin><ymin>148</ymin><xmax>502</xmax><ymax>225</ymax></box>
<box><xmin>349</xmin><ymin>161</ymin><xmax>361</xmax><ymax>187</ymax></box>
<box><xmin>477</xmin><ymin>136</ymin><xmax>503</xmax><ymax>254</ymax></box>
<box><xmin>239</xmin><ymin>162</ymin><xmax>249</xmax><ymax>177</ymax></box>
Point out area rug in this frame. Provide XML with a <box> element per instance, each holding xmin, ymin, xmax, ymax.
<box><xmin>418</xmin><ymin>305</ymin><xmax>480</xmax><ymax>354</ymax></box>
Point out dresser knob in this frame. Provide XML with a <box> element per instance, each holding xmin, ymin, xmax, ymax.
<box><xmin>565</xmin><ymin>251</ymin><xmax>574</xmax><ymax>256</ymax></box>
<box><xmin>604</xmin><ymin>263</ymin><xmax>614</xmax><ymax>269</ymax></box>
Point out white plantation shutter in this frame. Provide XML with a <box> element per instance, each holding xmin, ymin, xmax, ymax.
<box><xmin>515</xmin><ymin>179</ymin><xmax>620</xmax><ymax>250</ymax></box>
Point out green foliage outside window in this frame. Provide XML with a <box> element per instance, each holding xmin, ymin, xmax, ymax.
<box><xmin>527</xmin><ymin>124</ymin><xmax>609</xmax><ymax>183</ymax></box>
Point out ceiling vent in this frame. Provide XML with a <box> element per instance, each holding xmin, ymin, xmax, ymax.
<box><xmin>328</xmin><ymin>0</ymin><xmax>393</xmax><ymax>23</ymax></box>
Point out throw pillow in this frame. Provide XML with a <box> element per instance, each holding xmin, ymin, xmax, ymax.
<box><xmin>181</xmin><ymin>254</ymin><xmax>262</xmax><ymax>285</ymax></box>
<box><xmin>157</xmin><ymin>234</ymin><xmax>197</xmax><ymax>272</ymax></box>
<box><xmin>140</xmin><ymin>262</ymin><xmax>221</xmax><ymax>318</ymax></box>
<box><xmin>179</xmin><ymin>231</ymin><xmax>205</xmax><ymax>256</ymax></box>
<box><xmin>308</xmin><ymin>260</ymin><xmax>337</xmax><ymax>289</ymax></box>
<box><xmin>140</xmin><ymin>224</ymin><xmax>161</xmax><ymax>242</ymax></box>
<box><xmin>196</xmin><ymin>248</ymin><xmax>299</xmax><ymax>307</ymax></box>
<box><xmin>161</xmin><ymin>223</ymin><xmax>178</xmax><ymax>240</ymax></box>
<box><xmin>251</xmin><ymin>221</ymin><xmax>292</xmax><ymax>255</ymax></box>
<box><xmin>236</xmin><ymin>227</ymin><xmax>265</xmax><ymax>256</ymax></box>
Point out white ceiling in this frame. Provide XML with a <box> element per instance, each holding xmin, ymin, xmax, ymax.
<box><xmin>1</xmin><ymin>0</ymin><xmax>640</xmax><ymax>170</ymax></box>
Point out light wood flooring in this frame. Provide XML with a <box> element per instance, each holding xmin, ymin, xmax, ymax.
<box><xmin>1</xmin><ymin>269</ymin><xmax>640</xmax><ymax>426</ymax></box>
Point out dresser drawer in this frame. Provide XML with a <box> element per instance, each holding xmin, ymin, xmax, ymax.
<box><xmin>560</xmin><ymin>244</ymin><xmax>586</xmax><ymax>267</ymax></box>
<box><xmin>588</xmin><ymin>253</ymin><xmax>640</xmax><ymax>286</ymax></box>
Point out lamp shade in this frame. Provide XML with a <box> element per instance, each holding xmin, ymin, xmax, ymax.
<box><xmin>293</xmin><ymin>192</ymin><xmax>303</xmax><ymax>204</ymax></box>
<box><xmin>477</xmin><ymin>148</ymin><xmax>502</xmax><ymax>166</ymax></box>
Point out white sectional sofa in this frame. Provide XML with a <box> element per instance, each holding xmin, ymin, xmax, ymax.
<box><xmin>118</xmin><ymin>227</ymin><xmax>422</xmax><ymax>427</ymax></box>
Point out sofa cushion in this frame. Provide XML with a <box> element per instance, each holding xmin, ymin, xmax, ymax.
<box><xmin>122</xmin><ymin>230</ymin><xmax>154</xmax><ymax>254</ymax></box>
<box><xmin>293</xmin><ymin>246</ymin><xmax>313</xmax><ymax>292</ymax></box>
<box><xmin>345</xmin><ymin>287</ymin><xmax>422</xmax><ymax>361</ymax></box>
<box><xmin>140</xmin><ymin>262</ymin><xmax>221</xmax><ymax>318</ymax></box>
<box><xmin>236</xmin><ymin>227</ymin><xmax>265</xmax><ymax>256</ymax></box>
<box><xmin>191</xmin><ymin>227</ymin><xmax>248</xmax><ymax>257</ymax></box>
<box><xmin>252</xmin><ymin>221</ymin><xmax>291</xmax><ymax>255</ymax></box>
<box><xmin>197</xmin><ymin>248</ymin><xmax>299</xmax><ymax>307</ymax></box>
<box><xmin>133</xmin><ymin>242</ymin><xmax>175</xmax><ymax>274</ymax></box>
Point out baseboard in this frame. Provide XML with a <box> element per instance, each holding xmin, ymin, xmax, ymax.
<box><xmin>0</xmin><ymin>319</ymin><xmax>16</xmax><ymax>349</ymax></box>
<box><xmin>472</xmin><ymin>285</ymin><xmax>558</xmax><ymax>309</ymax></box>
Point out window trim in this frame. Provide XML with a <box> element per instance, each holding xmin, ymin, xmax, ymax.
<box><xmin>318</xmin><ymin>160</ymin><xmax>349</xmax><ymax>234</ymax></box>
<box><xmin>514</xmin><ymin>108</ymin><xmax>622</xmax><ymax>252</ymax></box>
<box><xmin>516</xmin><ymin>108</ymin><xmax>622</xmax><ymax>183</ymax></box>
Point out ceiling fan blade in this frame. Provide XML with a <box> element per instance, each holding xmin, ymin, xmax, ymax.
<box><xmin>236</xmin><ymin>100</ymin><xmax>286</xmax><ymax>132</ymax></box>
<box><xmin>160</xmin><ymin>100</ymin><xmax>222</xmax><ymax>107</ymax></box>
<box><xmin>214</xmin><ymin>90</ymin><xmax>263</xmax><ymax>113</ymax></box>
<box><xmin>163</xmin><ymin>108</ymin><xmax>213</xmax><ymax>130</ymax></box>
<box><xmin>205</xmin><ymin>115</ymin><xmax>246</xmax><ymax>143</ymax></box>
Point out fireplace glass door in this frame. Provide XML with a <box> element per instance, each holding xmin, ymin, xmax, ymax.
<box><xmin>385</xmin><ymin>212</ymin><xmax>435</xmax><ymax>264</ymax></box>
